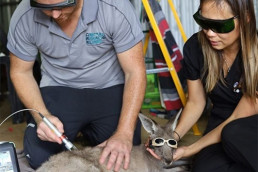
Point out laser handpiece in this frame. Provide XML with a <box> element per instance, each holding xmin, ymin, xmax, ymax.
<box><xmin>38</xmin><ymin>113</ymin><xmax>77</xmax><ymax>151</ymax></box>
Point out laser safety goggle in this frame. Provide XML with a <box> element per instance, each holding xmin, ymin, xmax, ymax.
<box><xmin>193</xmin><ymin>9</ymin><xmax>238</xmax><ymax>33</ymax></box>
<box><xmin>150</xmin><ymin>138</ymin><xmax>178</xmax><ymax>148</ymax></box>
<box><xmin>30</xmin><ymin>0</ymin><xmax>77</xmax><ymax>10</ymax></box>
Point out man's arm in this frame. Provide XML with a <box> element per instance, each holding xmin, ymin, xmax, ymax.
<box><xmin>10</xmin><ymin>53</ymin><xmax>63</xmax><ymax>144</ymax></box>
<box><xmin>99</xmin><ymin>41</ymin><xmax>146</xmax><ymax>171</ymax></box>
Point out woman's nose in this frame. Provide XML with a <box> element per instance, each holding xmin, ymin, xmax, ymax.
<box><xmin>204</xmin><ymin>29</ymin><xmax>217</xmax><ymax>36</ymax></box>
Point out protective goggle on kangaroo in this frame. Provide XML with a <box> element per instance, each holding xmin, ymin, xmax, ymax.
<box><xmin>193</xmin><ymin>9</ymin><xmax>238</xmax><ymax>33</ymax></box>
<box><xmin>30</xmin><ymin>0</ymin><xmax>77</xmax><ymax>10</ymax></box>
<box><xmin>151</xmin><ymin>138</ymin><xmax>178</xmax><ymax>148</ymax></box>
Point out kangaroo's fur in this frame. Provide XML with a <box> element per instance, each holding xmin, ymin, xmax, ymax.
<box><xmin>37</xmin><ymin>109</ymin><xmax>190</xmax><ymax>172</ymax></box>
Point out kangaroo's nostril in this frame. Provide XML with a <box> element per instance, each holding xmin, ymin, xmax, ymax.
<box><xmin>165</xmin><ymin>159</ymin><xmax>172</xmax><ymax>164</ymax></box>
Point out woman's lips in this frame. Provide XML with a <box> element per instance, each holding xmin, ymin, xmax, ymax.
<box><xmin>210</xmin><ymin>40</ymin><xmax>219</xmax><ymax>46</ymax></box>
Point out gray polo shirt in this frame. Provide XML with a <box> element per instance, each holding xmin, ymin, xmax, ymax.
<box><xmin>7</xmin><ymin>0</ymin><xmax>144</xmax><ymax>89</ymax></box>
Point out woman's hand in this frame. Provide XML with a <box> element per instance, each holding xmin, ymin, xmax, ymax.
<box><xmin>173</xmin><ymin>146</ymin><xmax>189</xmax><ymax>161</ymax></box>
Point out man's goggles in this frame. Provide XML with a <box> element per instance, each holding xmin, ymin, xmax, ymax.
<box><xmin>150</xmin><ymin>138</ymin><xmax>178</xmax><ymax>148</ymax></box>
<box><xmin>193</xmin><ymin>9</ymin><xmax>238</xmax><ymax>33</ymax></box>
<box><xmin>30</xmin><ymin>0</ymin><xmax>76</xmax><ymax>10</ymax></box>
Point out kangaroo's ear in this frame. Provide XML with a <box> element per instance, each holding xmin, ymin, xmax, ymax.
<box><xmin>138</xmin><ymin>113</ymin><xmax>158</xmax><ymax>134</ymax></box>
<box><xmin>166</xmin><ymin>108</ymin><xmax>182</xmax><ymax>131</ymax></box>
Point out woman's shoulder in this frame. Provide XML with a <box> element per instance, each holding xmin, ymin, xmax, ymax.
<box><xmin>184</xmin><ymin>32</ymin><xmax>201</xmax><ymax>50</ymax></box>
<box><xmin>182</xmin><ymin>32</ymin><xmax>204</xmax><ymax>80</ymax></box>
<box><xmin>183</xmin><ymin>32</ymin><xmax>203</xmax><ymax>60</ymax></box>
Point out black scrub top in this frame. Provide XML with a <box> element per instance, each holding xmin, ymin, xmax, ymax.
<box><xmin>182</xmin><ymin>33</ymin><xmax>243</xmax><ymax>133</ymax></box>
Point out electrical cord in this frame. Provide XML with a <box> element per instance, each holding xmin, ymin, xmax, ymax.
<box><xmin>0</xmin><ymin>109</ymin><xmax>39</xmax><ymax>127</ymax></box>
<box><xmin>0</xmin><ymin>109</ymin><xmax>77</xmax><ymax>151</ymax></box>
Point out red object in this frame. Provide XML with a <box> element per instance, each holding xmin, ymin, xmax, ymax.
<box><xmin>8</xmin><ymin>127</ymin><xmax>13</xmax><ymax>132</ymax></box>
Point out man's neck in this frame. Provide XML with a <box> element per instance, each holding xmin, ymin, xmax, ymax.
<box><xmin>57</xmin><ymin>0</ymin><xmax>83</xmax><ymax>38</ymax></box>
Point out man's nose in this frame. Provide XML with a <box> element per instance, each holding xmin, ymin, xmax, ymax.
<box><xmin>51</xmin><ymin>9</ymin><xmax>62</xmax><ymax>19</ymax></box>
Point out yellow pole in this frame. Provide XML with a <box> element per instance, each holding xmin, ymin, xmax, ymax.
<box><xmin>168</xmin><ymin>0</ymin><xmax>201</xmax><ymax>135</ymax></box>
<box><xmin>167</xmin><ymin>0</ymin><xmax>187</xmax><ymax>43</ymax></box>
<box><xmin>142</xmin><ymin>0</ymin><xmax>186</xmax><ymax>106</ymax></box>
<box><xmin>143</xmin><ymin>32</ymin><xmax>150</xmax><ymax>56</ymax></box>
<box><xmin>142</xmin><ymin>0</ymin><xmax>201</xmax><ymax>135</ymax></box>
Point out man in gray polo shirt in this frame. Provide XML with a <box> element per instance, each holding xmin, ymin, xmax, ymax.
<box><xmin>7</xmin><ymin>0</ymin><xmax>146</xmax><ymax>170</ymax></box>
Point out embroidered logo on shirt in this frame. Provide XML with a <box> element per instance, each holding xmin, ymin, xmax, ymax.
<box><xmin>86</xmin><ymin>33</ymin><xmax>106</xmax><ymax>45</ymax></box>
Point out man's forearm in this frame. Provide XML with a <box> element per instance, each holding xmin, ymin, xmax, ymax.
<box><xmin>10</xmin><ymin>67</ymin><xmax>49</xmax><ymax>123</ymax></box>
<box><xmin>115</xmin><ymin>41</ymin><xmax>146</xmax><ymax>138</ymax></box>
<box><xmin>116</xmin><ymin>71</ymin><xmax>146</xmax><ymax>138</ymax></box>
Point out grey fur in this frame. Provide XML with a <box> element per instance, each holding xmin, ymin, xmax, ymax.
<box><xmin>37</xmin><ymin>110</ymin><xmax>190</xmax><ymax>172</ymax></box>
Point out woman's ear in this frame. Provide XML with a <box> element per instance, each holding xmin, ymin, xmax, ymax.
<box><xmin>246</xmin><ymin>11</ymin><xmax>250</xmax><ymax>23</ymax></box>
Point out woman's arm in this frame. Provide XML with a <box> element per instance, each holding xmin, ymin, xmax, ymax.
<box><xmin>174</xmin><ymin>95</ymin><xmax>258</xmax><ymax>160</ymax></box>
<box><xmin>174</xmin><ymin>79</ymin><xmax>206</xmax><ymax>140</ymax></box>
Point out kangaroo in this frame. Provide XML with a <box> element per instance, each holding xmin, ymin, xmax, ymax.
<box><xmin>37</xmin><ymin>109</ymin><xmax>190</xmax><ymax>172</ymax></box>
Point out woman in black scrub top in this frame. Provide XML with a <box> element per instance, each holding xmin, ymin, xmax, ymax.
<box><xmin>171</xmin><ymin>0</ymin><xmax>258</xmax><ymax>171</ymax></box>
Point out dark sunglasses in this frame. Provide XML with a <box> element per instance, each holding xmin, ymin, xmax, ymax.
<box><xmin>151</xmin><ymin>138</ymin><xmax>178</xmax><ymax>148</ymax></box>
<box><xmin>193</xmin><ymin>9</ymin><xmax>238</xmax><ymax>33</ymax></box>
<box><xmin>30</xmin><ymin>0</ymin><xmax>77</xmax><ymax>10</ymax></box>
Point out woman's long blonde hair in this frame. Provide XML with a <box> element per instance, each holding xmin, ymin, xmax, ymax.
<box><xmin>199</xmin><ymin>0</ymin><xmax>258</xmax><ymax>101</ymax></box>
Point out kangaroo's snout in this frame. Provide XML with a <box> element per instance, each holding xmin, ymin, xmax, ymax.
<box><xmin>164</xmin><ymin>158</ymin><xmax>172</xmax><ymax>164</ymax></box>
<box><xmin>162</xmin><ymin>158</ymin><xmax>173</xmax><ymax>169</ymax></box>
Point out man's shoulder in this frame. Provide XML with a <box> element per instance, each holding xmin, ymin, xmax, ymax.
<box><xmin>98</xmin><ymin>0</ymin><xmax>134</xmax><ymax>10</ymax></box>
<box><xmin>9</xmin><ymin>0</ymin><xmax>33</xmax><ymax>29</ymax></box>
<box><xmin>98</xmin><ymin>0</ymin><xmax>127</xmax><ymax>5</ymax></box>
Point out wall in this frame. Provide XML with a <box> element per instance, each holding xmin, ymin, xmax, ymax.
<box><xmin>132</xmin><ymin>0</ymin><xmax>258</xmax><ymax>52</ymax></box>
<box><xmin>0</xmin><ymin>0</ymin><xmax>21</xmax><ymax>33</ymax></box>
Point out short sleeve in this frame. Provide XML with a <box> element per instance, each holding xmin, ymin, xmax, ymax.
<box><xmin>7</xmin><ymin>2</ymin><xmax>38</xmax><ymax>61</ymax></box>
<box><xmin>106</xmin><ymin>0</ymin><xmax>144</xmax><ymax>53</ymax></box>
<box><xmin>182</xmin><ymin>33</ymin><xmax>204</xmax><ymax>80</ymax></box>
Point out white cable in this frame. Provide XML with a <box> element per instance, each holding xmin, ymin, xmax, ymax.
<box><xmin>0</xmin><ymin>109</ymin><xmax>40</xmax><ymax>127</ymax></box>
<box><xmin>0</xmin><ymin>108</ymin><xmax>77</xmax><ymax>151</ymax></box>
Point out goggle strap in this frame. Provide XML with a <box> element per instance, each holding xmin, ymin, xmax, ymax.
<box><xmin>30</xmin><ymin>0</ymin><xmax>76</xmax><ymax>9</ymax></box>
<box><xmin>148</xmin><ymin>140</ymin><xmax>154</xmax><ymax>149</ymax></box>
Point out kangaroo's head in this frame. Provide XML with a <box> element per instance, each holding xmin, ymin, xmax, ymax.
<box><xmin>139</xmin><ymin>109</ymin><xmax>182</xmax><ymax>168</ymax></box>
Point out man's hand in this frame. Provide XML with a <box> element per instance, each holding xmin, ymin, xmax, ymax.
<box><xmin>99</xmin><ymin>132</ymin><xmax>133</xmax><ymax>172</ymax></box>
<box><xmin>36</xmin><ymin>115</ymin><xmax>64</xmax><ymax>144</ymax></box>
